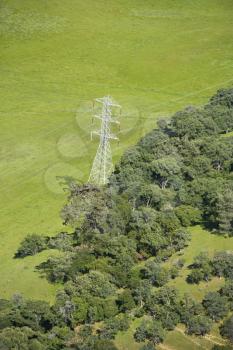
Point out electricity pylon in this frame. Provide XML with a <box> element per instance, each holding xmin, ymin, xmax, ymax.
<box><xmin>88</xmin><ymin>96</ymin><xmax>121</xmax><ymax>186</ymax></box>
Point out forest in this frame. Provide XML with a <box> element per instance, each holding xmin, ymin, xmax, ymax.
<box><xmin>1</xmin><ymin>88</ymin><xmax>233</xmax><ymax>350</ymax></box>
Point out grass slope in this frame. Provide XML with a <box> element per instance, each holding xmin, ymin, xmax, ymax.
<box><xmin>0</xmin><ymin>0</ymin><xmax>233</xmax><ymax>302</ymax></box>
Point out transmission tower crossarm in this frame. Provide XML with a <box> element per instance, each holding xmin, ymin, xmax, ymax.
<box><xmin>109</xmin><ymin>133</ymin><xmax>118</xmax><ymax>140</ymax></box>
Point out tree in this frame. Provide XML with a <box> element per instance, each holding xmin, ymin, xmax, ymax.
<box><xmin>149</xmin><ymin>305</ymin><xmax>180</xmax><ymax>331</ymax></box>
<box><xmin>184</xmin><ymin>155</ymin><xmax>212</xmax><ymax>179</ymax></box>
<box><xmin>170</xmin><ymin>228</ymin><xmax>191</xmax><ymax>251</ymax></box>
<box><xmin>117</xmin><ymin>289</ymin><xmax>136</xmax><ymax>312</ymax></box>
<box><xmin>94</xmin><ymin>339</ymin><xmax>119</xmax><ymax>350</ymax></box>
<box><xmin>187</xmin><ymin>252</ymin><xmax>213</xmax><ymax>284</ymax></box>
<box><xmin>48</xmin><ymin>232</ymin><xmax>74</xmax><ymax>252</ymax></box>
<box><xmin>61</xmin><ymin>183</ymin><xmax>109</xmax><ymax>234</ymax></box>
<box><xmin>200</xmin><ymin>138</ymin><xmax>233</xmax><ymax>173</ymax></box>
<box><xmin>71</xmin><ymin>296</ymin><xmax>88</xmax><ymax>323</ymax></box>
<box><xmin>220</xmin><ymin>316</ymin><xmax>233</xmax><ymax>343</ymax></box>
<box><xmin>36</xmin><ymin>253</ymin><xmax>75</xmax><ymax>283</ymax></box>
<box><xmin>186</xmin><ymin>315</ymin><xmax>212</xmax><ymax>335</ymax></box>
<box><xmin>102</xmin><ymin>299</ymin><xmax>118</xmax><ymax>319</ymax></box>
<box><xmin>47</xmin><ymin>326</ymin><xmax>74</xmax><ymax>349</ymax></box>
<box><xmin>142</xmin><ymin>261</ymin><xmax>170</xmax><ymax>287</ymax></box>
<box><xmin>132</xmin><ymin>280</ymin><xmax>152</xmax><ymax>308</ymax></box>
<box><xmin>150</xmin><ymin>156</ymin><xmax>181</xmax><ymax>189</ymax></box>
<box><xmin>213</xmin><ymin>251</ymin><xmax>233</xmax><ymax>279</ymax></box>
<box><xmin>134</xmin><ymin>319</ymin><xmax>166</xmax><ymax>346</ymax></box>
<box><xmin>136</xmin><ymin>184</ymin><xmax>175</xmax><ymax>210</ymax></box>
<box><xmin>139</xmin><ymin>343</ymin><xmax>155</xmax><ymax>350</ymax></box>
<box><xmin>175</xmin><ymin>205</ymin><xmax>201</xmax><ymax>227</ymax></box>
<box><xmin>202</xmin><ymin>292</ymin><xmax>228</xmax><ymax>321</ymax></box>
<box><xmin>0</xmin><ymin>327</ymin><xmax>45</xmax><ymax>350</ymax></box>
<box><xmin>99</xmin><ymin>316</ymin><xmax>129</xmax><ymax>339</ymax></box>
<box><xmin>220</xmin><ymin>281</ymin><xmax>233</xmax><ymax>310</ymax></box>
<box><xmin>69</xmin><ymin>250</ymin><xmax>95</xmax><ymax>274</ymax></box>
<box><xmin>209</xmin><ymin>88</ymin><xmax>233</xmax><ymax>109</ymax></box>
<box><xmin>15</xmin><ymin>234</ymin><xmax>48</xmax><ymax>258</ymax></box>
<box><xmin>187</xmin><ymin>269</ymin><xmax>205</xmax><ymax>284</ymax></box>
<box><xmin>179</xmin><ymin>294</ymin><xmax>205</xmax><ymax>325</ymax></box>
<box><xmin>170</xmin><ymin>106</ymin><xmax>218</xmax><ymax>139</ymax></box>
<box><xmin>211</xmin><ymin>346</ymin><xmax>233</xmax><ymax>350</ymax></box>
<box><xmin>17</xmin><ymin>300</ymin><xmax>55</xmax><ymax>331</ymax></box>
<box><xmin>128</xmin><ymin>207</ymin><xmax>166</xmax><ymax>256</ymax></box>
<box><xmin>153</xmin><ymin>286</ymin><xmax>179</xmax><ymax>309</ymax></box>
<box><xmin>75</xmin><ymin>325</ymin><xmax>119</xmax><ymax>350</ymax></box>
<box><xmin>74</xmin><ymin>271</ymin><xmax>116</xmax><ymax>298</ymax></box>
<box><xmin>206</xmin><ymin>104</ymin><xmax>233</xmax><ymax>134</ymax></box>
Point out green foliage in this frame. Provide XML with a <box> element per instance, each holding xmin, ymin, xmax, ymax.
<box><xmin>213</xmin><ymin>251</ymin><xmax>233</xmax><ymax>279</ymax></box>
<box><xmin>61</xmin><ymin>184</ymin><xmax>109</xmax><ymax>233</ymax></box>
<box><xmin>186</xmin><ymin>315</ymin><xmax>212</xmax><ymax>336</ymax></box>
<box><xmin>93</xmin><ymin>339</ymin><xmax>119</xmax><ymax>350</ymax></box>
<box><xmin>220</xmin><ymin>315</ymin><xmax>233</xmax><ymax>343</ymax></box>
<box><xmin>149</xmin><ymin>156</ymin><xmax>181</xmax><ymax>189</ymax></box>
<box><xmin>0</xmin><ymin>327</ymin><xmax>45</xmax><ymax>350</ymax></box>
<box><xmin>134</xmin><ymin>319</ymin><xmax>166</xmax><ymax>346</ymax></box>
<box><xmin>169</xmin><ymin>106</ymin><xmax>219</xmax><ymax>139</ymax></box>
<box><xmin>209</xmin><ymin>88</ymin><xmax>233</xmax><ymax>109</ymax></box>
<box><xmin>144</xmin><ymin>287</ymin><xmax>181</xmax><ymax>331</ymax></box>
<box><xmin>139</xmin><ymin>343</ymin><xmax>155</xmax><ymax>350</ymax></box>
<box><xmin>220</xmin><ymin>281</ymin><xmax>233</xmax><ymax>310</ymax></box>
<box><xmin>187</xmin><ymin>250</ymin><xmax>233</xmax><ymax>284</ymax></box>
<box><xmin>117</xmin><ymin>289</ymin><xmax>136</xmax><ymax>312</ymax></box>
<box><xmin>187</xmin><ymin>252</ymin><xmax>213</xmax><ymax>284</ymax></box>
<box><xmin>175</xmin><ymin>205</ymin><xmax>202</xmax><ymax>227</ymax></box>
<box><xmin>99</xmin><ymin>315</ymin><xmax>130</xmax><ymax>340</ymax></box>
<box><xmin>211</xmin><ymin>346</ymin><xmax>233</xmax><ymax>350</ymax></box>
<box><xmin>74</xmin><ymin>271</ymin><xmax>116</xmax><ymax>298</ymax></box>
<box><xmin>15</xmin><ymin>234</ymin><xmax>48</xmax><ymax>258</ymax></box>
<box><xmin>202</xmin><ymin>292</ymin><xmax>228</xmax><ymax>321</ymax></box>
<box><xmin>142</xmin><ymin>260</ymin><xmax>170</xmax><ymax>287</ymax></box>
<box><xmin>179</xmin><ymin>294</ymin><xmax>205</xmax><ymax>325</ymax></box>
<box><xmin>74</xmin><ymin>324</ymin><xmax>119</xmax><ymax>350</ymax></box>
<box><xmin>71</xmin><ymin>296</ymin><xmax>88</xmax><ymax>323</ymax></box>
<box><xmin>36</xmin><ymin>253</ymin><xmax>75</xmax><ymax>283</ymax></box>
<box><xmin>48</xmin><ymin>232</ymin><xmax>74</xmax><ymax>252</ymax></box>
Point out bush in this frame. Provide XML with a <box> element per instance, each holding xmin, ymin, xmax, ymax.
<box><xmin>15</xmin><ymin>234</ymin><xmax>48</xmax><ymax>258</ymax></box>
<box><xmin>220</xmin><ymin>315</ymin><xmax>233</xmax><ymax>343</ymax></box>
<box><xmin>142</xmin><ymin>261</ymin><xmax>170</xmax><ymax>287</ymax></box>
<box><xmin>99</xmin><ymin>315</ymin><xmax>130</xmax><ymax>339</ymax></box>
<box><xmin>48</xmin><ymin>232</ymin><xmax>74</xmax><ymax>251</ymax></box>
<box><xmin>186</xmin><ymin>315</ymin><xmax>212</xmax><ymax>335</ymax></box>
<box><xmin>213</xmin><ymin>251</ymin><xmax>233</xmax><ymax>279</ymax></box>
<box><xmin>202</xmin><ymin>292</ymin><xmax>228</xmax><ymax>321</ymax></box>
<box><xmin>175</xmin><ymin>205</ymin><xmax>202</xmax><ymax>226</ymax></box>
<box><xmin>134</xmin><ymin>319</ymin><xmax>166</xmax><ymax>346</ymax></box>
<box><xmin>187</xmin><ymin>252</ymin><xmax>213</xmax><ymax>284</ymax></box>
<box><xmin>117</xmin><ymin>289</ymin><xmax>136</xmax><ymax>312</ymax></box>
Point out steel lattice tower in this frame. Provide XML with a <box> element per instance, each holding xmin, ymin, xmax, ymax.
<box><xmin>88</xmin><ymin>96</ymin><xmax>121</xmax><ymax>186</ymax></box>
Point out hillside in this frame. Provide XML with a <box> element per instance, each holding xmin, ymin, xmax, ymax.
<box><xmin>0</xmin><ymin>88</ymin><xmax>233</xmax><ymax>349</ymax></box>
<box><xmin>1</xmin><ymin>0</ymin><xmax>233</xmax><ymax>301</ymax></box>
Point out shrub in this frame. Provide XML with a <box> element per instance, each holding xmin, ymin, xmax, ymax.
<box><xmin>15</xmin><ymin>234</ymin><xmax>48</xmax><ymax>258</ymax></box>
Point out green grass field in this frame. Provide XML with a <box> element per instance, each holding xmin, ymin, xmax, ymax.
<box><xmin>0</xmin><ymin>0</ymin><xmax>233</xmax><ymax>306</ymax></box>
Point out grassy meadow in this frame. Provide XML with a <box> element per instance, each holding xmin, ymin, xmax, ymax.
<box><xmin>0</xmin><ymin>0</ymin><xmax>233</xmax><ymax>308</ymax></box>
